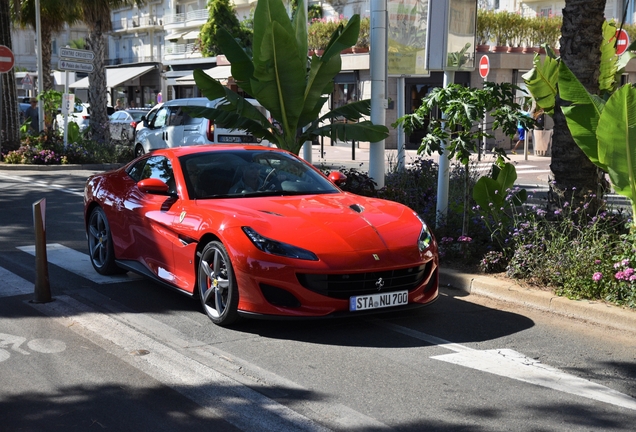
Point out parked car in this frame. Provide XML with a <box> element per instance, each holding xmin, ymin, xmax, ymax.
<box><xmin>84</xmin><ymin>145</ymin><xmax>439</xmax><ymax>326</ymax></box>
<box><xmin>109</xmin><ymin>109</ymin><xmax>149</xmax><ymax>142</ymax></box>
<box><xmin>57</xmin><ymin>103</ymin><xmax>115</xmax><ymax>133</ymax></box>
<box><xmin>133</xmin><ymin>97</ymin><xmax>272</xmax><ymax>158</ymax></box>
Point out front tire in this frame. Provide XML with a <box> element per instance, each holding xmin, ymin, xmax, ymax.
<box><xmin>197</xmin><ymin>241</ymin><xmax>240</xmax><ymax>326</ymax></box>
<box><xmin>87</xmin><ymin>207</ymin><xmax>124</xmax><ymax>275</ymax></box>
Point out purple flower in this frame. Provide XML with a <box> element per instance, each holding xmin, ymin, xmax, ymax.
<box><xmin>592</xmin><ymin>272</ymin><xmax>602</xmax><ymax>282</ymax></box>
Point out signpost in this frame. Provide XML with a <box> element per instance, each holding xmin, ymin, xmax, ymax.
<box><xmin>0</xmin><ymin>45</ymin><xmax>15</xmax><ymax>155</ymax></box>
<box><xmin>58</xmin><ymin>59</ymin><xmax>94</xmax><ymax>73</ymax></box>
<box><xmin>479</xmin><ymin>55</ymin><xmax>490</xmax><ymax>159</ymax></box>
<box><xmin>59</xmin><ymin>47</ymin><xmax>94</xmax><ymax>145</ymax></box>
<box><xmin>0</xmin><ymin>45</ymin><xmax>15</xmax><ymax>73</ymax></box>
<box><xmin>479</xmin><ymin>55</ymin><xmax>490</xmax><ymax>79</ymax></box>
<box><xmin>615</xmin><ymin>29</ymin><xmax>630</xmax><ymax>56</ymax></box>
<box><xmin>22</xmin><ymin>73</ymin><xmax>33</xmax><ymax>91</ymax></box>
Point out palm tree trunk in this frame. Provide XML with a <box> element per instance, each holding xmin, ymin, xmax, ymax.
<box><xmin>40</xmin><ymin>26</ymin><xmax>53</xmax><ymax>91</ymax></box>
<box><xmin>553</xmin><ymin>0</ymin><xmax>608</xmax><ymax>207</ymax></box>
<box><xmin>86</xmin><ymin>28</ymin><xmax>110</xmax><ymax>143</ymax></box>
<box><xmin>0</xmin><ymin>0</ymin><xmax>20</xmax><ymax>152</ymax></box>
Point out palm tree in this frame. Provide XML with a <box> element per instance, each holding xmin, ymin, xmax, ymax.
<box><xmin>75</xmin><ymin>0</ymin><xmax>144</xmax><ymax>143</ymax></box>
<box><xmin>0</xmin><ymin>0</ymin><xmax>20</xmax><ymax>152</ymax></box>
<box><xmin>551</xmin><ymin>0</ymin><xmax>608</xmax><ymax>201</ymax></box>
<box><xmin>12</xmin><ymin>0</ymin><xmax>79</xmax><ymax>92</ymax></box>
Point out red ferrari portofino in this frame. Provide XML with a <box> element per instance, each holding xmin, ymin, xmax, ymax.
<box><xmin>84</xmin><ymin>145</ymin><xmax>439</xmax><ymax>325</ymax></box>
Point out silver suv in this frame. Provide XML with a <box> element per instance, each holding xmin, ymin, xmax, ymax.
<box><xmin>133</xmin><ymin>97</ymin><xmax>272</xmax><ymax>157</ymax></box>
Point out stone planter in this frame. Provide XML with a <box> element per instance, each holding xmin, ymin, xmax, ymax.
<box><xmin>533</xmin><ymin>129</ymin><xmax>552</xmax><ymax>156</ymax></box>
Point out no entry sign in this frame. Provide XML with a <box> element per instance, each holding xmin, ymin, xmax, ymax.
<box><xmin>0</xmin><ymin>45</ymin><xmax>15</xmax><ymax>73</ymax></box>
<box><xmin>479</xmin><ymin>55</ymin><xmax>490</xmax><ymax>79</ymax></box>
<box><xmin>615</xmin><ymin>29</ymin><xmax>630</xmax><ymax>55</ymax></box>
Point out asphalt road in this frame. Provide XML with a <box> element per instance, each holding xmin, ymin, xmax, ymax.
<box><xmin>0</xmin><ymin>164</ymin><xmax>635</xmax><ymax>431</ymax></box>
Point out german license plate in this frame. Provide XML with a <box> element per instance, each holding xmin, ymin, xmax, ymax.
<box><xmin>349</xmin><ymin>291</ymin><xmax>408</xmax><ymax>311</ymax></box>
<box><xmin>219</xmin><ymin>135</ymin><xmax>253</xmax><ymax>143</ymax></box>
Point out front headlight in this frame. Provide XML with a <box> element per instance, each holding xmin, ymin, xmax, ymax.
<box><xmin>417</xmin><ymin>216</ymin><xmax>433</xmax><ymax>252</ymax></box>
<box><xmin>242</xmin><ymin>227</ymin><xmax>318</xmax><ymax>261</ymax></box>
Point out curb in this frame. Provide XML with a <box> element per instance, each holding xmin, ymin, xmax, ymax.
<box><xmin>439</xmin><ymin>268</ymin><xmax>636</xmax><ymax>335</ymax></box>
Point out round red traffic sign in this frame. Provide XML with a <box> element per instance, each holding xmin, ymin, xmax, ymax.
<box><xmin>0</xmin><ymin>45</ymin><xmax>15</xmax><ymax>73</ymax></box>
<box><xmin>479</xmin><ymin>55</ymin><xmax>490</xmax><ymax>79</ymax></box>
<box><xmin>615</xmin><ymin>29</ymin><xmax>630</xmax><ymax>55</ymax></box>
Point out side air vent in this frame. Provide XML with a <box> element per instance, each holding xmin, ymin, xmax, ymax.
<box><xmin>349</xmin><ymin>204</ymin><xmax>364</xmax><ymax>213</ymax></box>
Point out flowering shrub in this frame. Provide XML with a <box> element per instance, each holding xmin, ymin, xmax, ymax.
<box><xmin>1</xmin><ymin>129</ymin><xmax>134</xmax><ymax>165</ymax></box>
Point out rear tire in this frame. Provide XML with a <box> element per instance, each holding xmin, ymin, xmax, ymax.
<box><xmin>87</xmin><ymin>207</ymin><xmax>125</xmax><ymax>275</ymax></box>
<box><xmin>197</xmin><ymin>241</ymin><xmax>240</xmax><ymax>326</ymax></box>
<box><xmin>135</xmin><ymin>144</ymin><xmax>145</xmax><ymax>158</ymax></box>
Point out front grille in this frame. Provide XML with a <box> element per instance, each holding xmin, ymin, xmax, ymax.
<box><xmin>297</xmin><ymin>262</ymin><xmax>432</xmax><ymax>299</ymax></box>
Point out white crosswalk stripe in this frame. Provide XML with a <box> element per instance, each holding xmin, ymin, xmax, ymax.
<box><xmin>0</xmin><ymin>266</ymin><xmax>33</xmax><ymax>298</ymax></box>
<box><xmin>17</xmin><ymin>243</ymin><xmax>142</xmax><ymax>284</ymax></box>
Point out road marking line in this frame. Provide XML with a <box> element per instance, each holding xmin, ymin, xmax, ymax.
<box><xmin>29</xmin><ymin>294</ymin><xmax>332</xmax><ymax>432</ymax></box>
<box><xmin>374</xmin><ymin>321</ymin><xmax>636</xmax><ymax>411</ymax></box>
<box><xmin>0</xmin><ymin>173</ymin><xmax>84</xmax><ymax>196</ymax></box>
<box><xmin>0</xmin><ymin>266</ymin><xmax>33</xmax><ymax>297</ymax></box>
<box><xmin>17</xmin><ymin>243</ymin><xmax>142</xmax><ymax>284</ymax></box>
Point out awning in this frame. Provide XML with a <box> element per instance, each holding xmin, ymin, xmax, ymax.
<box><xmin>172</xmin><ymin>65</ymin><xmax>232</xmax><ymax>86</ymax></box>
<box><xmin>182</xmin><ymin>31</ymin><xmax>200</xmax><ymax>40</ymax></box>
<box><xmin>166</xmin><ymin>31</ymin><xmax>187</xmax><ymax>41</ymax></box>
<box><xmin>69</xmin><ymin>65</ymin><xmax>155</xmax><ymax>89</ymax></box>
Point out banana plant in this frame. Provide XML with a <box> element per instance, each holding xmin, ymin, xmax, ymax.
<box><xmin>522</xmin><ymin>21</ymin><xmax>636</xmax><ymax>228</ymax></box>
<box><xmin>188</xmin><ymin>0</ymin><xmax>389</xmax><ymax>155</ymax></box>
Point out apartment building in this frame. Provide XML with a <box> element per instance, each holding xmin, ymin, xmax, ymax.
<box><xmin>9</xmin><ymin>0</ymin><xmax>634</xmax><ymax>149</ymax></box>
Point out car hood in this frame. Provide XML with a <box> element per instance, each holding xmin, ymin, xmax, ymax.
<box><xmin>196</xmin><ymin>193</ymin><xmax>423</xmax><ymax>257</ymax></box>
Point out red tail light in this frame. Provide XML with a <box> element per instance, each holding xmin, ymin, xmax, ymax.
<box><xmin>82</xmin><ymin>115</ymin><xmax>89</xmax><ymax>119</ymax></box>
<box><xmin>206</xmin><ymin>119</ymin><xmax>215</xmax><ymax>142</ymax></box>
<box><xmin>130</xmin><ymin>121</ymin><xmax>137</xmax><ymax>128</ymax></box>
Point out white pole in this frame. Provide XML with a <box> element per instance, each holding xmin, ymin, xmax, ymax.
<box><xmin>369</xmin><ymin>0</ymin><xmax>387</xmax><ymax>188</ymax></box>
<box><xmin>35</xmin><ymin>0</ymin><xmax>44</xmax><ymax>132</ymax></box>
<box><xmin>397</xmin><ymin>76</ymin><xmax>405</xmax><ymax>171</ymax></box>
<box><xmin>436</xmin><ymin>70</ymin><xmax>454</xmax><ymax>228</ymax></box>
<box><xmin>302</xmin><ymin>0</ymin><xmax>312</xmax><ymax>163</ymax></box>
<box><xmin>63</xmin><ymin>70</ymin><xmax>69</xmax><ymax>145</ymax></box>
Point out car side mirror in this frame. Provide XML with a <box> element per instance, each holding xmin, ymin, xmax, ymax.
<box><xmin>328</xmin><ymin>171</ymin><xmax>347</xmax><ymax>186</ymax></box>
<box><xmin>137</xmin><ymin>178</ymin><xmax>176</xmax><ymax>197</ymax></box>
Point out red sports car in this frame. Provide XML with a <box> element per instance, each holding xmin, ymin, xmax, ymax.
<box><xmin>84</xmin><ymin>145</ymin><xmax>438</xmax><ymax>326</ymax></box>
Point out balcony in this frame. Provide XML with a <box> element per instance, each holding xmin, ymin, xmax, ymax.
<box><xmin>112</xmin><ymin>15</ymin><xmax>163</xmax><ymax>33</ymax></box>
<box><xmin>164</xmin><ymin>42</ymin><xmax>203</xmax><ymax>61</ymax></box>
<box><xmin>164</xmin><ymin>9</ymin><xmax>208</xmax><ymax>29</ymax></box>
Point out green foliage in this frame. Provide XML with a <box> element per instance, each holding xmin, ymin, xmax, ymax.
<box><xmin>393</xmin><ymin>82</ymin><xmax>532</xmax><ymax>165</ymax></box>
<box><xmin>523</xmin><ymin>20</ymin><xmax>636</xmax><ymax>229</ymax></box>
<box><xmin>199</xmin><ymin>0</ymin><xmax>252</xmax><ymax>57</ymax></box>
<box><xmin>2</xmin><ymin>128</ymin><xmax>133</xmax><ymax>165</ymax></box>
<box><xmin>473</xmin><ymin>159</ymin><xmax>528</xmax><ymax>252</ymax></box>
<box><xmin>191</xmin><ymin>0</ymin><xmax>388</xmax><ymax>155</ymax></box>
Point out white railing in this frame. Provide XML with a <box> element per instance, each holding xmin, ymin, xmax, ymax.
<box><xmin>164</xmin><ymin>9</ymin><xmax>207</xmax><ymax>25</ymax></box>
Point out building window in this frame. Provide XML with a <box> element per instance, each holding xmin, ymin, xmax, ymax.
<box><xmin>52</xmin><ymin>39</ymin><xmax>57</xmax><ymax>54</ymax></box>
<box><xmin>539</xmin><ymin>7</ymin><xmax>552</xmax><ymax>17</ymax></box>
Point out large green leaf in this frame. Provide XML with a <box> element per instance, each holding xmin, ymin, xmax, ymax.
<box><xmin>216</xmin><ymin>28</ymin><xmax>254</xmax><ymax>94</ymax></box>
<box><xmin>252</xmin><ymin>21</ymin><xmax>307</xmax><ymax>137</ymax></box>
<box><xmin>597</xmin><ymin>85</ymin><xmax>636</xmax><ymax>201</ymax></box>
<box><xmin>558</xmin><ymin>62</ymin><xmax>607</xmax><ymax>168</ymax></box>
<box><xmin>521</xmin><ymin>54</ymin><xmax>559</xmax><ymax>115</ymax></box>
<box><xmin>599</xmin><ymin>21</ymin><xmax>620</xmax><ymax>94</ymax></box>
<box><xmin>310</xmin><ymin>121</ymin><xmax>390</xmax><ymax>143</ymax></box>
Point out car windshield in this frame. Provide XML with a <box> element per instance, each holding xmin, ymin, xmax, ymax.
<box><xmin>129</xmin><ymin>111</ymin><xmax>146</xmax><ymax>121</ymax></box>
<box><xmin>180</xmin><ymin>149</ymin><xmax>340</xmax><ymax>199</ymax></box>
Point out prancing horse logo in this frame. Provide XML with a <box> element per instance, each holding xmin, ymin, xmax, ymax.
<box><xmin>375</xmin><ymin>277</ymin><xmax>385</xmax><ymax>291</ymax></box>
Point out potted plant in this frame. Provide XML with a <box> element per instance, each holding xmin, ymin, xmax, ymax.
<box><xmin>491</xmin><ymin>11</ymin><xmax>515</xmax><ymax>52</ymax></box>
<box><xmin>476</xmin><ymin>9</ymin><xmax>493</xmax><ymax>51</ymax></box>
<box><xmin>354</xmin><ymin>16</ymin><xmax>370</xmax><ymax>52</ymax></box>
